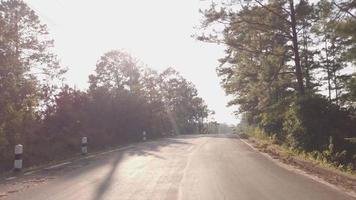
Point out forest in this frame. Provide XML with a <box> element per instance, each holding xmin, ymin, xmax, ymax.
<box><xmin>198</xmin><ymin>0</ymin><xmax>356</xmax><ymax>171</ymax></box>
<box><xmin>0</xmin><ymin>0</ymin><xmax>210</xmax><ymax>171</ymax></box>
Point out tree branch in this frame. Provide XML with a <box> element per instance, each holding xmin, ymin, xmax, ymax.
<box><xmin>232</xmin><ymin>18</ymin><xmax>293</xmax><ymax>38</ymax></box>
<box><xmin>332</xmin><ymin>1</ymin><xmax>356</xmax><ymax>19</ymax></box>
<box><xmin>254</xmin><ymin>0</ymin><xmax>292</xmax><ymax>25</ymax></box>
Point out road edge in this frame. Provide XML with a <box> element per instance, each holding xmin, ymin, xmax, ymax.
<box><xmin>238</xmin><ymin>137</ymin><xmax>356</xmax><ymax>199</ymax></box>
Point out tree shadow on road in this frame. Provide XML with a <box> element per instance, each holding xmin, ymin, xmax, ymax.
<box><xmin>91</xmin><ymin>151</ymin><xmax>122</xmax><ymax>200</ymax></box>
<box><xmin>90</xmin><ymin>137</ymin><xmax>190</xmax><ymax>200</ymax></box>
<box><xmin>0</xmin><ymin>135</ymin><xmax>235</xmax><ymax>200</ymax></box>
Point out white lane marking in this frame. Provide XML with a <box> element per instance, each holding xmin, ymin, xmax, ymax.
<box><xmin>5</xmin><ymin>177</ymin><xmax>17</xmax><ymax>181</ymax></box>
<box><xmin>97</xmin><ymin>145</ymin><xmax>133</xmax><ymax>156</ymax></box>
<box><xmin>239</xmin><ymin>138</ymin><xmax>258</xmax><ymax>151</ymax></box>
<box><xmin>187</xmin><ymin>146</ymin><xmax>194</xmax><ymax>152</ymax></box>
<box><xmin>239</xmin><ymin>138</ymin><xmax>356</xmax><ymax>199</ymax></box>
<box><xmin>45</xmin><ymin>162</ymin><xmax>71</xmax><ymax>170</ymax></box>
<box><xmin>24</xmin><ymin>170</ymin><xmax>38</xmax><ymax>176</ymax></box>
<box><xmin>84</xmin><ymin>155</ymin><xmax>96</xmax><ymax>159</ymax></box>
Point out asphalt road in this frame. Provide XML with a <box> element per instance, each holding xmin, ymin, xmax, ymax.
<box><xmin>5</xmin><ymin>134</ymin><xmax>355</xmax><ymax>200</ymax></box>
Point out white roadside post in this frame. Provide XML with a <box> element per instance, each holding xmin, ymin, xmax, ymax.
<box><xmin>14</xmin><ymin>144</ymin><xmax>23</xmax><ymax>171</ymax></box>
<box><xmin>143</xmin><ymin>131</ymin><xmax>146</xmax><ymax>141</ymax></box>
<box><xmin>81</xmin><ymin>137</ymin><xmax>88</xmax><ymax>155</ymax></box>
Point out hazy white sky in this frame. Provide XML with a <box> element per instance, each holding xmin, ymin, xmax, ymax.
<box><xmin>26</xmin><ymin>0</ymin><xmax>238</xmax><ymax>124</ymax></box>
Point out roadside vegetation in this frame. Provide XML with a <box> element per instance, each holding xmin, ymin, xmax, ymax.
<box><xmin>198</xmin><ymin>0</ymin><xmax>356</xmax><ymax>173</ymax></box>
<box><xmin>240</xmin><ymin>126</ymin><xmax>356</xmax><ymax>175</ymax></box>
<box><xmin>0</xmin><ymin>0</ymin><xmax>211</xmax><ymax>172</ymax></box>
<box><xmin>205</xmin><ymin>122</ymin><xmax>235</xmax><ymax>134</ymax></box>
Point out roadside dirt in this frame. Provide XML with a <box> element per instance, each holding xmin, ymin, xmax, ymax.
<box><xmin>0</xmin><ymin>175</ymin><xmax>54</xmax><ymax>199</ymax></box>
<box><xmin>0</xmin><ymin>155</ymin><xmax>93</xmax><ymax>199</ymax></box>
<box><xmin>245</xmin><ymin>137</ymin><xmax>356</xmax><ymax>194</ymax></box>
<box><xmin>0</xmin><ymin>142</ymin><xmax>137</xmax><ymax>199</ymax></box>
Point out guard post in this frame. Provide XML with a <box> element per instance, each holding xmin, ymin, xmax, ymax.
<box><xmin>81</xmin><ymin>137</ymin><xmax>88</xmax><ymax>155</ymax></box>
<box><xmin>143</xmin><ymin>131</ymin><xmax>146</xmax><ymax>141</ymax></box>
<box><xmin>14</xmin><ymin>144</ymin><xmax>23</xmax><ymax>172</ymax></box>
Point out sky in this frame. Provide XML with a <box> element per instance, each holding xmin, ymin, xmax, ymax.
<box><xmin>26</xmin><ymin>0</ymin><xmax>238</xmax><ymax>125</ymax></box>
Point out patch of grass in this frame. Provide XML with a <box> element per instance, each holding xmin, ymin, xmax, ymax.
<box><xmin>244</xmin><ymin>127</ymin><xmax>356</xmax><ymax>176</ymax></box>
<box><xmin>242</xmin><ymin>126</ymin><xmax>278</xmax><ymax>144</ymax></box>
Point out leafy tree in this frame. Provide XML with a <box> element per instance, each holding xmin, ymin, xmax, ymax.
<box><xmin>88</xmin><ymin>50</ymin><xmax>147</xmax><ymax>143</ymax></box>
<box><xmin>87</xmin><ymin>51</ymin><xmax>210</xmax><ymax>140</ymax></box>
<box><xmin>341</xmin><ymin>73</ymin><xmax>356</xmax><ymax>106</ymax></box>
<box><xmin>0</xmin><ymin>1</ymin><xmax>213</xmax><ymax>171</ymax></box>
<box><xmin>334</xmin><ymin>0</ymin><xmax>356</xmax><ymax>62</ymax></box>
<box><xmin>198</xmin><ymin>0</ymin><xmax>310</xmax><ymax>95</ymax></box>
<box><xmin>89</xmin><ymin>50</ymin><xmax>141</xmax><ymax>92</ymax></box>
<box><xmin>198</xmin><ymin>0</ymin><xmax>298</xmax><ymax>138</ymax></box>
<box><xmin>198</xmin><ymin>0</ymin><xmax>356</xmax><ymax>167</ymax></box>
<box><xmin>160</xmin><ymin>68</ymin><xmax>209</xmax><ymax>134</ymax></box>
<box><xmin>0</xmin><ymin>0</ymin><xmax>65</xmax><ymax>168</ymax></box>
<box><xmin>313</xmin><ymin>0</ymin><xmax>352</xmax><ymax>102</ymax></box>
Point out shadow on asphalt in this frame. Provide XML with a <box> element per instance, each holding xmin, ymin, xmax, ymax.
<box><xmin>88</xmin><ymin>137</ymin><xmax>191</xmax><ymax>200</ymax></box>
<box><xmin>1</xmin><ymin>134</ymin><xmax>233</xmax><ymax>200</ymax></box>
<box><xmin>91</xmin><ymin>151</ymin><xmax>122</xmax><ymax>200</ymax></box>
<box><xmin>91</xmin><ymin>135</ymin><xmax>234</xmax><ymax>200</ymax></box>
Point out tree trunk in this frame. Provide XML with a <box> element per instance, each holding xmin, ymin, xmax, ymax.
<box><xmin>325</xmin><ymin>37</ymin><xmax>332</xmax><ymax>101</ymax></box>
<box><xmin>289</xmin><ymin>0</ymin><xmax>305</xmax><ymax>95</ymax></box>
<box><xmin>303</xmin><ymin>28</ymin><xmax>311</xmax><ymax>90</ymax></box>
<box><xmin>333</xmin><ymin>70</ymin><xmax>338</xmax><ymax>104</ymax></box>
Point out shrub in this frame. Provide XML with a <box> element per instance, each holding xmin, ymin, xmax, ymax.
<box><xmin>283</xmin><ymin>95</ymin><xmax>356</xmax><ymax>166</ymax></box>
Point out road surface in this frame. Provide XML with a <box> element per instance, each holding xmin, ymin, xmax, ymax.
<box><xmin>4</xmin><ymin>134</ymin><xmax>355</xmax><ymax>200</ymax></box>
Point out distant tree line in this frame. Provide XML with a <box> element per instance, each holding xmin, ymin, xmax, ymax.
<box><xmin>205</xmin><ymin>122</ymin><xmax>235</xmax><ymax>134</ymax></box>
<box><xmin>0</xmin><ymin>0</ymin><xmax>210</xmax><ymax>171</ymax></box>
<box><xmin>198</xmin><ymin>0</ymin><xmax>356</xmax><ymax>170</ymax></box>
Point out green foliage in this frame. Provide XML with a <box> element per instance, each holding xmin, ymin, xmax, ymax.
<box><xmin>0</xmin><ymin>1</ymin><xmax>212</xmax><ymax>171</ymax></box>
<box><xmin>31</xmin><ymin>50</ymin><xmax>211</xmax><ymax>165</ymax></box>
<box><xmin>205</xmin><ymin>122</ymin><xmax>235</xmax><ymax>134</ymax></box>
<box><xmin>283</xmin><ymin>100</ymin><xmax>306</xmax><ymax>149</ymax></box>
<box><xmin>0</xmin><ymin>0</ymin><xmax>66</xmax><ymax>170</ymax></box>
<box><xmin>341</xmin><ymin>73</ymin><xmax>356</xmax><ymax>106</ymax></box>
<box><xmin>283</xmin><ymin>95</ymin><xmax>356</xmax><ymax>152</ymax></box>
<box><xmin>198</xmin><ymin>0</ymin><xmax>356</xmax><ymax>170</ymax></box>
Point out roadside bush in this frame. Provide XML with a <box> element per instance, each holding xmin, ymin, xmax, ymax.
<box><xmin>283</xmin><ymin>95</ymin><xmax>356</xmax><ymax>166</ymax></box>
<box><xmin>260</xmin><ymin>110</ymin><xmax>284</xmax><ymax>142</ymax></box>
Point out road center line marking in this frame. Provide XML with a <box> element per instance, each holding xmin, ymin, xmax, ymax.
<box><xmin>84</xmin><ymin>155</ymin><xmax>96</xmax><ymax>159</ymax></box>
<box><xmin>24</xmin><ymin>170</ymin><xmax>38</xmax><ymax>176</ymax></box>
<box><xmin>5</xmin><ymin>177</ymin><xmax>17</xmax><ymax>181</ymax></box>
<box><xmin>97</xmin><ymin>146</ymin><xmax>133</xmax><ymax>156</ymax></box>
<box><xmin>45</xmin><ymin>162</ymin><xmax>71</xmax><ymax>170</ymax></box>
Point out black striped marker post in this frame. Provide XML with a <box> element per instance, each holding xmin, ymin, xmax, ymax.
<box><xmin>81</xmin><ymin>137</ymin><xmax>88</xmax><ymax>155</ymax></box>
<box><xmin>14</xmin><ymin>144</ymin><xmax>23</xmax><ymax>172</ymax></box>
<box><xmin>143</xmin><ymin>131</ymin><xmax>146</xmax><ymax>141</ymax></box>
